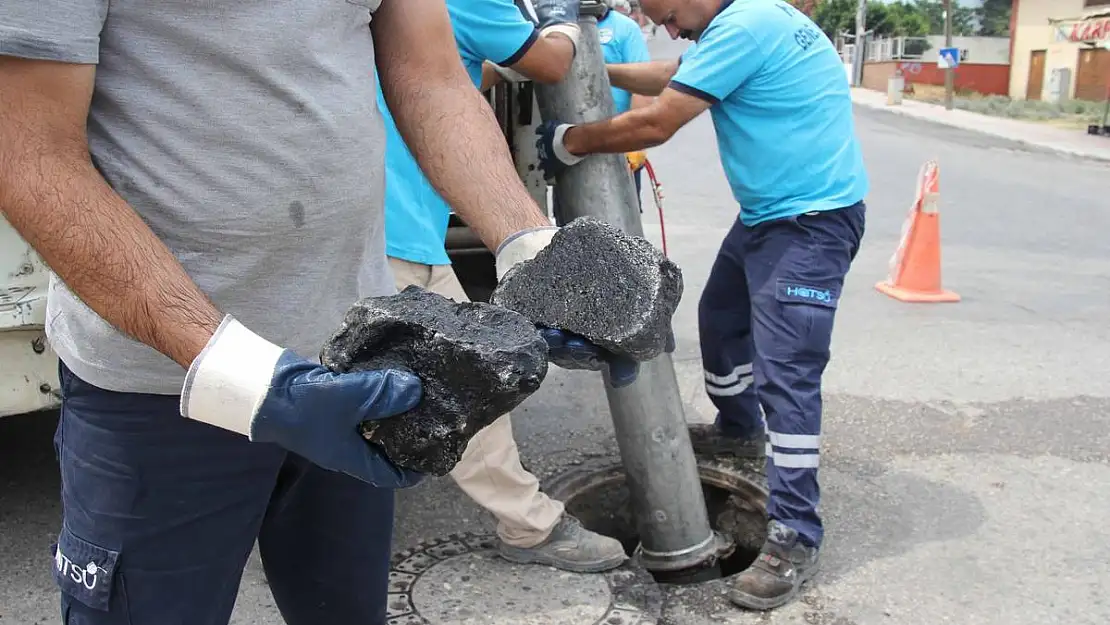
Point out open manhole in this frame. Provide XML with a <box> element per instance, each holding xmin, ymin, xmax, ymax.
<box><xmin>544</xmin><ymin>457</ymin><xmax>769</xmax><ymax>585</ymax></box>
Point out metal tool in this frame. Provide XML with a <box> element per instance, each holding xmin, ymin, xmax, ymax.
<box><xmin>531</xmin><ymin>2</ymin><xmax>731</xmax><ymax>578</ymax></box>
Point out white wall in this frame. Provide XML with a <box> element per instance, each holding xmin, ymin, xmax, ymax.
<box><xmin>924</xmin><ymin>35</ymin><xmax>1011</xmax><ymax>65</ymax></box>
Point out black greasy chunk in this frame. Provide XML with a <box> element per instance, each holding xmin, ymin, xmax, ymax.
<box><xmin>490</xmin><ymin>217</ymin><xmax>682</xmax><ymax>362</ymax></box>
<box><xmin>320</xmin><ymin>286</ymin><xmax>549</xmax><ymax>476</ymax></box>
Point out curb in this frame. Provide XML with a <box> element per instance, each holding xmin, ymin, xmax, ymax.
<box><xmin>852</xmin><ymin>98</ymin><xmax>1110</xmax><ymax>164</ymax></box>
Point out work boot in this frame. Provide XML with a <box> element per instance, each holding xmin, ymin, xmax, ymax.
<box><xmin>727</xmin><ymin>520</ymin><xmax>820</xmax><ymax>611</ymax></box>
<box><xmin>497</xmin><ymin>514</ymin><xmax>629</xmax><ymax>573</ymax></box>
<box><xmin>687</xmin><ymin>423</ymin><xmax>765</xmax><ymax>458</ymax></box>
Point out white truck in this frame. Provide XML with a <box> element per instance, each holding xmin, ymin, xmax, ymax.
<box><xmin>1</xmin><ymin>215</ymin><xmax>61</xmax><ymax>417</ymax></box>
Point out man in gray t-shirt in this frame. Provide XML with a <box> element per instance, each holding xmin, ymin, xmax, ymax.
<box><xmin>0</xmin><ymin>1</ymin><xmax>628</xmax><ymax>623</ymax></box>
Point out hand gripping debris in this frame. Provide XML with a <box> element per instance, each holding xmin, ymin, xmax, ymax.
<box><xmin>491</xmin><ymin>217</ymin><xmax>682</xmax><ymax>362</ymax></box>
<box><xmin>320</xmin><ymin>286</ymin><xmax>549</xmax><ymax>476</ymax></box>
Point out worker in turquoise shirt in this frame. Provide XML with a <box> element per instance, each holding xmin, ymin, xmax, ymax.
<box><xmin>599</xmin><ymin>0</ymin><xmax>652</xmax><ymax>113</ymax></box>
<box><xmin>534</xmin><ymin>0</ymin><xmax>869</xmax><ymax>610</ymax></box>
<box><xmin>377</xmin><ymin>0</ymin><xmax>632</xmax><ymax>575</ymax></box>
<box><xmin>597</xmin><ymin>0</ymin><xmax>654</xmax><ymax>205</ymax></box>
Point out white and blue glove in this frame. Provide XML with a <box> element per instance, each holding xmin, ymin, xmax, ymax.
<box><xmin>536</xmin><ymin>119</ymin><xmax>583</xmax><ymax>181</ymax></box>
<box><xmin>491</xmin><ymin>0</ymin><xmax>581</xmax><ymax>81</ymax></box>
<box><xmin>180</xmin><ymin>316</ymin><xmax>424</xmax><ymax>488</ymax></box>
<box><xmin>521</xmin><ymin>0</ymin><xmax>582</xmax><ymax>51</ymax></box>
<box><xmin>496</xmin><ymin>227</ymin><xmax>640</xmax><ymax>388</ymax></box>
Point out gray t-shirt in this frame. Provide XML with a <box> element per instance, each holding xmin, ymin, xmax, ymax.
<box><xmin>1</xmin><ymin>0</ymin><xmax>396</xmax><ymax>395</ymax></box>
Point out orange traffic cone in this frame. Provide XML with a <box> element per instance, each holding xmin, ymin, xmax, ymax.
<box><xmin>875</xmin><ymin>160</ymin><xmax>960</xmax><ymax>303</ymax></box>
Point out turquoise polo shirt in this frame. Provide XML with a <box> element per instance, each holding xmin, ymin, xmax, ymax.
<box><xmin>670</xmin><ymin>0</ymin><xmax>869</xmax><ymax>226</ymax></box>
<box><xmin>597</xmin><ymin>10</ymin><xmax>652</xmax><ymax>113</ymax></box>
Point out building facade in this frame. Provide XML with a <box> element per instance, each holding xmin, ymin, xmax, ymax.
<box><xmin>1009</xmin><ymin>0</ymin><xmax>1110</xmax><ymax>101</ymax></box>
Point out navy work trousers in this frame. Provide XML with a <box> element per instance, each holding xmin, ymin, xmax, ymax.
<box><xmin>49</xmin><ymin>363</ymin><xmax>396</xmax><ymax>625</ymax></box>
<box><xmin>697</xmin><ymin>202</ymin><xmax>865</xmax><ymax>549</ymax></box>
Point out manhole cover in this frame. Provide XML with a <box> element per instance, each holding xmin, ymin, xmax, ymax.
<box><xmin>387</xmin><ymin>533</ymin><xmax>661</xmax><ymax>625</ymax></box>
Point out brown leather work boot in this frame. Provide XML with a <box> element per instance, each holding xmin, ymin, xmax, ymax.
<box><xmin>727</xmin><ymin>520</ymin><xmax>820</xmax><ymax>610</ymax></box>
<box><xmin>687</xmin><ymin>423</ymin><xmax>765</xmax><ymax>458</ymax></box>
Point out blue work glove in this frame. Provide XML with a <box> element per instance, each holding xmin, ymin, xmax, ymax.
<box><xmin>533</xmin><ymin>0</ymin><xmax>580</xmax><ymax>31</ymax></box>
<box><xmin>495</xmin><ymin>226</ymin><xmax>641</xmax><ymax>388</ymax></box>
<box><xmin>518</xmin><ymin>0</ymin><xmax>581</xmax><ymax>51</ymax></box>
<box><xmin>180</xmin><ymin>316</ymin><xmax>424</xmax><ymax>488</ymax></box>
<box><xmin>536</xmin><ymin>119</ymin><xmax>584</xmax><ymax>180</ymax></box>
<box><xmin>540</xmin><ymin>328</ymin><xmax>640</xmax><ymax>388</ymax></box>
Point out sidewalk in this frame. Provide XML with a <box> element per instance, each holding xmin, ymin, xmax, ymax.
<box><xmin>851</xmin><ymin>87</ymin><xmax>1110</xmax><ymax>163</ymax></box>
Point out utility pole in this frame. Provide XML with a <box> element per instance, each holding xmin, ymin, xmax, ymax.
<box><xmin>532</xmin><ymin>0</ymin><xmax>728</xmax><ymax>581</ymax></box>
<box><xmin>853</xmin><ymin>0</ymin><xmax>867</xmax><ymax>87</ymax></box>
<box><xmin>944</xmin><ymin>0</ymin><xmax>954</xmax><ymax>110</ymax></box>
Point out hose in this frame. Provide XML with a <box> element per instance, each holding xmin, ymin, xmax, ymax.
<box><xmin>642</xmin><ymin>158</ymin><xmax>668</xmax><ymax>257</ymax></box>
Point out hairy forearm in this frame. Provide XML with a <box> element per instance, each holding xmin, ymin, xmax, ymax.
<box><xmin>562</xmin><ymin>107</ymin><xmax>671</xmax><ymax>155</ymax></box>
<box><xmin>0</xmin><ymin>150</ymin><xmax>222</xmax><ymax>368</ymax></box>
<box><xmin>606</xmin><ymin>60</ymin><xmax>679</xmax><ymax>96</ymax></box>
<box><xmin>373</xmin><ymin>7</ymin><xmax>550</xmax><ymax>251</ymax></box>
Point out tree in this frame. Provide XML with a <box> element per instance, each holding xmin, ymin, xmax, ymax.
<box><xmin>977</xmin><ymin>0</ymin><xmax>1013</xmax><ymax>37</ymax></box>
<box><xmin>912</xmin><ymin>0</ymin><xmax>977</xmax><ymax>36</ymax></box>
<box><xmin>788</xmin><ymin>0</ymin><xmax>821</xmax><ymax>16</ymax></box>
<box><xmin>809</xmin><ymin>0</ymin><xmax>930</xmax><ymax>40</ymax></box>
<box><xmin>810</xmin><ymin>0</ymin><xmax>857</xmax><ymax>40</ymax></box>
<box><xmin>871</xmin><ymin>1</ymin><xmax>930</xmax><ymax>37</ymax></box>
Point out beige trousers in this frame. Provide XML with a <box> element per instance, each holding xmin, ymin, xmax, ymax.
<box><xmin>388</xmin><ymin>257</ymin><xmax>565</xmax><ymax>547</ymax></box>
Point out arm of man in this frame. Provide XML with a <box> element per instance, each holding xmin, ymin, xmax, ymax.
<box><xmin>475</xmin><ymin>0</ymin><xmax>578</xmax><ymax>87</ymax></box>
<box><xmin>372</xmin><ymin>0</ymin><xmax>551</xmax><ymax>253</ymax></box>
<box><xmin>504</xmin><ymin>33</ymin><xmax>575</xmax><ymax>83</ymax></box>
<box><xmin>606</xmin><ymin>60</ymin><xmax>679</xmax><ymax>96</ymax></box>
<box><xmin>629</xmin><ymin>93</ymin><xmax>653</xmax><ymax>109</ymax></box>
<box><xmin>540</xmin><ymin>21</ymin><xmax>761</xmax><ymax>170</ymax></box>
<box><xmin>0</xmin><ymin>58</ymin><xmax>222</xmax><ymax>368</ymax></box>
<box><xmin>563</xmin><ymin>88</ymin><xmax>709</xmax><ymax>154</ymax></box>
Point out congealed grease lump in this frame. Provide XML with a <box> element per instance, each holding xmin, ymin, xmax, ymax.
<box><xmin>320</xmin><ymin>286</ymin><xmax>549</xmax><ymax>476</ymax></box>
<box><xmin>490</xmin><ymin>217</ymin><xmax>682</xmax><ymax>362</ymax></box>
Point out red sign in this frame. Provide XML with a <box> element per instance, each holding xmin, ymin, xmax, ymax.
<box><xmin>1068</xmin><ymin>18</ymin><xmax>1110</xmax><ymax>43</ymax></box>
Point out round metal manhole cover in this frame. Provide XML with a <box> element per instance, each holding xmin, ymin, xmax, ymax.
<box><xmin>387</xmin><ymin>533</ymin><xmax>661</xmax><ymax>625</ymax></box>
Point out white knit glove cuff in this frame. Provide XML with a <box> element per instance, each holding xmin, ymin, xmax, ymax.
<box><xmin>542</xmin><ymin>23</ymin><xmax>580</xmax><ymax>54</ymax></box>
<box><xmin>552</xmin><ymin>124</ymin><xmax>585</xmax><ymax>167</ymax></box>
<box><xmin>180</xmin><ymin>315</ymin><xmax>283</xmax><ymax>437</ymax></box>
<box><xmin>495</xmin><ymin>226</ymin><xmax>558</xmax><ymax>279</ymax></box>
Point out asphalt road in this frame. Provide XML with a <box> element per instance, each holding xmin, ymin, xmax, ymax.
<box><xmin>3</xmin><ymin>37</ymin><xmax>1110</xmax><ymax>625</ymax></box>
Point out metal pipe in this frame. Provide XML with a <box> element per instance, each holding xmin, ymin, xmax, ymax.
<box><xmin>944</xmin><ymin>0</ymin><xmax>954</xmax><ymax>111</ymax></box>
<box><xmin>532</xmin><ymin>2</ymin><xmax>725</xmax><ymax>574</ymax></box>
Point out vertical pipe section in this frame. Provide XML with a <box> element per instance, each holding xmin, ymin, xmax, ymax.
<box><xmin>533</xmin><ymin>6</ymin><xmax>723</xmax><ymax>574</ymax></box>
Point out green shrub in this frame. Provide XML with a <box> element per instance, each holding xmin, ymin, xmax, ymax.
<box><xmin>913</xmin><ymin>92</ymin><xmax>1107</xmax><ymax>123</ymax></box>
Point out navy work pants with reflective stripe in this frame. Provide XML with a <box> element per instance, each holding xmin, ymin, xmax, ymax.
<box><xmin>50</xmin><ymin>363</ymin><xmax>396</xmax><ymax>625</ymax></box>
<box><xmin>697</xmin><ymin>202</ymin><xmax>865</xmax><ymax>548</ymax></box>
